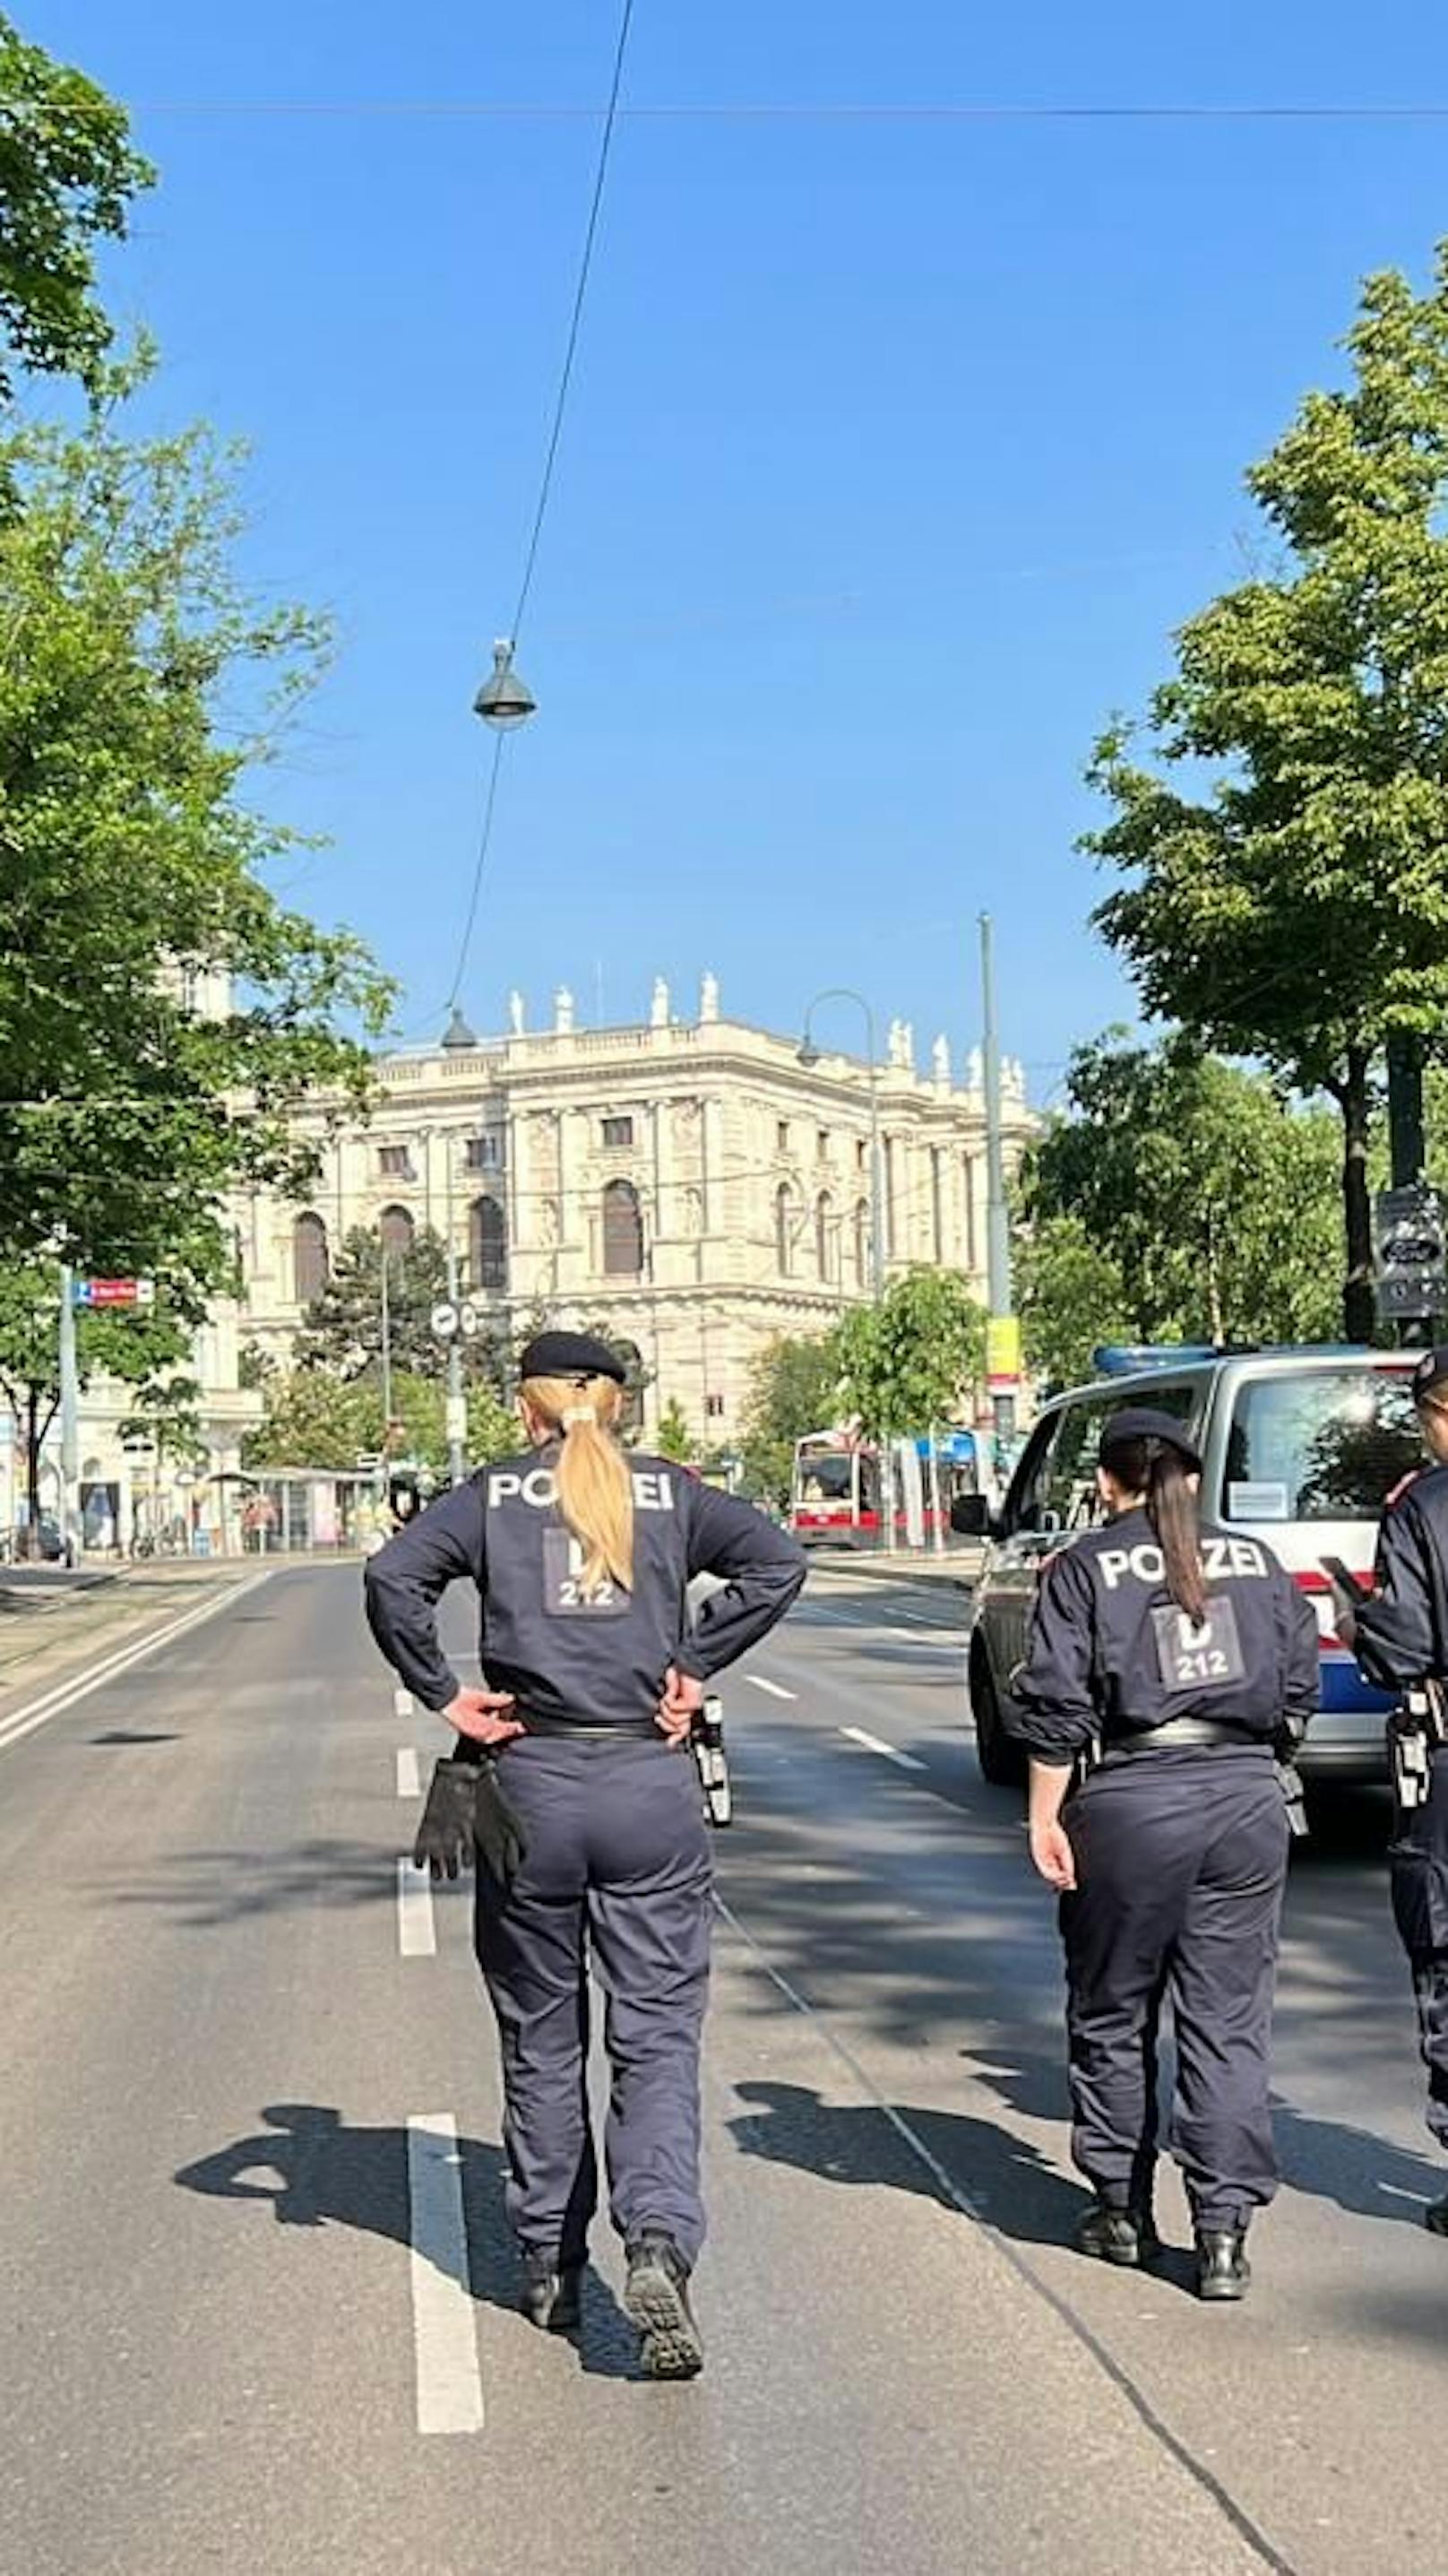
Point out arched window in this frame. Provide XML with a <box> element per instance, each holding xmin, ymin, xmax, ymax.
<box><xmin>775</xmin><ymin>1182</ymin><xmax>797</xmax><ymax>1278</ymax></box>
<box><xmin>602</xmin><ymin>1179</ymin><xmax>643</xmax><ymax>1277</ymax></box>
<box><xmin>854</xmin><ymin>1199</ymin><xmax>871</xmax><ymax>1289</ymax></box>
<box><xmin>470</xmin><ymin>1195</ymin><xmax>507</xmax><ymax>1294</ymax></box>
<box><xmin>379</xmin><ymin>1204</ymin><xmax>414</xmax><ymax>1261</ymax></box>
<box><xmin>815</xmin><ymin>1192</ymin><xmax>836</xmax><ymax>1284</ymax></box>
<box><xmin>293</xmin><ymin>1211</ymin><xmax>330</xmax><ymax>1305</ymax></box>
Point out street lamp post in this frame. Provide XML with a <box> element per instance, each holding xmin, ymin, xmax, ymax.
<box><xmin>797</xmin><ymin>990</ymin><xmax>885</xmax><ymax>1302</ymax></box>
<box><xmin>797</xmin><ymin>989</ymin><xmax>892</xmax><ymax>1552</ymax></box>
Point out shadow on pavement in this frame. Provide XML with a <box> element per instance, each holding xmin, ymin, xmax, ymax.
<box><xmin>174</xmin><ymin>2104</ymin><xmax>638</xmax><ymax>2378</ymax></box>
<box><xmin>100</xmin><ymin>1842</ymin><xmax>408</xmax><ymax>1925</ymax></box>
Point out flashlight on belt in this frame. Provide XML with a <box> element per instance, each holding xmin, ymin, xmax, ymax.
<box><xmin>691</xmin><ymin>1696</ymin><xmax>732</xmax><ymax>1828</ymax></box>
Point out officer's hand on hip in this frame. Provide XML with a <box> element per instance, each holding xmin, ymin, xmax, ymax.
<box><xmin>1030</xmin><ymin>1820</ymin><xmax>1078</xmax><ymax>1893</ymax></box>
<box><xmin>444</xmin><ymin>1686</ymin><xmax>524</xmax><ymax>1748</ymax></box>
<box><xmin>657</xmin><ymin>1664</ymin><xmax>704</xmax><ymax>1743</ymax></box>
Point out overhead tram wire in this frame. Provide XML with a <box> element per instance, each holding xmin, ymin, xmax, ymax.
<box><xmin>444</xmin><ymin>0</ymin><xmax>637</xmax><ymax>1017</ymax></box>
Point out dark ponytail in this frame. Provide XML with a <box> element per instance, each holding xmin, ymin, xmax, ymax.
<box><xmin>1100</xmin><ymin>1433</ymin><xmax>1207</xmax><ymax>1624</ymax></box>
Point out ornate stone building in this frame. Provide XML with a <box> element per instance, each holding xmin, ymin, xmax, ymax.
<box><xmin>237</xmin><ymin>973</ymin><xmax>1033</xmax><ymax>1447</ymax></box>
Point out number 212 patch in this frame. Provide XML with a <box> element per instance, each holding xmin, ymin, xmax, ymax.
<box><xmin>1151</xmin><ymin>1596</ymin><xmax>1245</xmax><ymax>1691</ymax></box>
<box><xmin>543</xmin><ymin>1526</ymin><xmax>626</xmax><ymax>1616</ymax></box>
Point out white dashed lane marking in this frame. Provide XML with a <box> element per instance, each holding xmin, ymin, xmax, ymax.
<box><xmin>840</xmin><ymin>1725</ymin><xmax>927</xmax><ymax>1772</ymax></box>
<box><xmin>406</xmin><ymin>2114</ymin><xmax>485</xmax><ymax>2435</ymax></box>
<box><xmin>396</xmin><ymin>1746</ymin><xmax>421</xmax><ymax>1800</ymax></box>
<box><xmin>746</xmin><ymin>1674</ymin><xmax>797</xmax><ymax>1701</ymax></box>
<box><xmin>393</xmin><ymin>1685</ymin><xmax>414</xmax><ymax>1718</ymax></box>
<box><xmin>397</xmin><ymin>1858</ymin><xmax>437</xmax><ymax>1958</ymax></box>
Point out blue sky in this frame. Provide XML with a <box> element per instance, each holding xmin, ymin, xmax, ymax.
<box><xmin>31</xmin><ymin>3</ymin><xmax>1448</xmax><ymax>1094</ymax></box>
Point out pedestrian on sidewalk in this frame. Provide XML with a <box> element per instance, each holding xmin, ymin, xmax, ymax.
<box><xmin>1339</xmin><ymin>1345</ymin><xmax>1448</xmax><ymax>2234</ymax></box>
<box><xmin>364</xmin><ymin>1330</ymin><xmax>806</xmax><ymax>2376</ymax></box>
<box><xmin>1007</xmin><ymin>1407</ymin><xmax>1319</xmax><ymax>2301</ymax></box>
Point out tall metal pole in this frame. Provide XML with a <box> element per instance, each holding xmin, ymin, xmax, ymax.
<box><xmin>445</xmin><ymin>1141</ymin><xmax>466</xmax><ymax>1485</ymax></box>
<box><xmin>57</xmin><ymin>1263</ymin><xmax>81</xmax><ymax>1563</ymax></box>
<box><xmin>379</xmin><ymin>1240</ymin><xmax>393</xmax><ymax>1430</ymax></box>
<box><xmin>866</xmin><ymin>1043</ymin><xmax>886</xmax><ymax>1304</ymax></box>
<box><xmin>980</xmin><ymin>912</ymin><xmax>1017</xmax><ymax>1450</ymax></box>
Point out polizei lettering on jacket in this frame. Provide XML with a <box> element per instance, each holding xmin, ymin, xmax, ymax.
<box><xmin>487</xmin><ymin>1466</ymin><xmax>677</xmax><ymax>1512</ymax></box>
<box><xmin>1096</xmin><ymin>1535</ymin><xmax>1269</xmax><ymax>1590</ymax></box>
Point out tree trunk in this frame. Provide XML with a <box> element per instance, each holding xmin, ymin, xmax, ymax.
<box><xmin>25</xmin><ymin>1385</ymin><xmax>40</xmax><ymax>1534</ymax></box>
<box><xmin>1337</xmin><ymin>1050</ymin><xmax>1375</xmax><ymax>1344</ymax></box>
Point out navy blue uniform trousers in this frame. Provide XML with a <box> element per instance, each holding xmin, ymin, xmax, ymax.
<box><xmin>474</xmin><ymin>1735</ymin><xmax>712</xmax><ymax>2268</ymax></box>
<box><xmin>1390</xmin><ymin>1743</ymin><xmax>1448</xmax><ymax>2152</ymax></box>
<box><xmin>1060</xmin><ymin>1750</ymin><xmax>1289</xmax><ymax>2233</ymax></box>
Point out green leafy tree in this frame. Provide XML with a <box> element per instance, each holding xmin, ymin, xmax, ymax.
<box><xmin>1013</xmin><ymin>1215</ymin><xmax>1131</xmax><ymax>1393</ymax></box>
<box><xmin>655</xmin><ymin>1398</ymin><xmax>694</xmax><ymax>1463</ymax></box>
<box><xmin>0</xmin><ymin>372</ymin><xmax>392</xmax><ymax>1294</ymax></box>
<box><xmin>1018</xmin><ymin>1036</ymin><xmax>1343</xmax><ymax>1375</ymax></box>
<box><xmin>0</xmin><ymin>13</ymin><xmax>152</xmax><ymax>402</ymax></box>
<box><xmin>1084</xmin><ymin>249</ymin><xmax>1448</xmax><ymax>1337</ymax></box>
<box><xmin>739</xmin><ymin>1332</ymin><xmax>845</xmax><ymax>1507</ymax></box>
<box><xmin>834</xmin><ymin>1269</ymin><xmax>986</xmax><ymax>1443</ymax></box>
<box><xmin>0</xmin><ymin>1261</ymin><xmax>199</xmax><ymax>1522</ymax></box>
<box><xmin>243</xmin><ymin>1365</ymin><xmax>515</xmax><ymax>1480</ymax></box>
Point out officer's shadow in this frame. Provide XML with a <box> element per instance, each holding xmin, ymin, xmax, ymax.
<box><xmin>174</xmin><ymin>2105</ymin><xmax>638</xmax><ymax>2380</ymax></box>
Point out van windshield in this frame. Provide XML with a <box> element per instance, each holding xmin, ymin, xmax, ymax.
<box><xmin>1222</xmin><ymin>1369</ymin><xmax>1420</xmax><ymax>1523</ymax></box>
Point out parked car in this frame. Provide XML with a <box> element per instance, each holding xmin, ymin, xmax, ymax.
<box><xmin>3</xmin><ymin>1517</ymin><xmax>73</xmax><ymax>1566</ymax></box>
<box><xmin>956</xmin><ymin>1345</ymin><xmax>1420</xmax><ymax>1790</ymax></box>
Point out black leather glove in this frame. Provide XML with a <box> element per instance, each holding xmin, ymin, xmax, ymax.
<box><xmin>474</xmin><ymin>1761</ymin><xmax>529</xmax><ymax>1892</ymax></box>
<box><xmin>414</xmin><ymin>1757</ymin><xmax>481</xmax><ymax>1881</ymax></box>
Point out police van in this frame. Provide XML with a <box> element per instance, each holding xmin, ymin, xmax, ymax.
<box><xmin>958</xmin><ymin>1345</ymin><xmax>1420</xmax><ymax>1788</ymax></box>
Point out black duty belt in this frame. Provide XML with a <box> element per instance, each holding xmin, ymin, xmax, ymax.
<box><xmin>1101</xmin><ymin>1716</ymin><xmax>1271</xmax><ymax>1762</ymax></box>
<box><xmin>517</xmin><ymin>1712</ymin><xmax>661</xmax><ymax>1742</ymax></box>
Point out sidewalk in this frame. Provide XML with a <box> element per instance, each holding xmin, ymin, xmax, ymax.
<box><xmin>0</xmin><ymin>1556</ymin><xmax>267</xmax><ymax>1721</ymax></box>
<box><xmin>805</xmin><ymin>1545</ymin><xmax>983</xmax><ymax>1590</ymax></box>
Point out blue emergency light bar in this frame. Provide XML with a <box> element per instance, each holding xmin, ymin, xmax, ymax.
<box><xmin>1090</xmin><ymin>1344</ymin><xmax>1222</xmax><ymax>1376</ymax></box>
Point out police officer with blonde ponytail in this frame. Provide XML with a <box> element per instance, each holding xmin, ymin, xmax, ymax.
<box><xmin>365</xmin><ymin>1330</ymin><xmax>806</xmax><ymax>2376</ymax></box>
<box><xmin>1008</xmin><ymin>1407</ymin><xmax>1319</xmax><ymax>2302</ymax></box>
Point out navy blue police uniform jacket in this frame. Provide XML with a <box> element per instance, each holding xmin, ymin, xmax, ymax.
<box><xmin>364</xmin><ymin>1447</ymin><xmax>807</xmax><ymax>1725</ymax></box>
<box><xmin>1008</xmin><ymin>1506</ymin><xmax>1321</xmax><ymax>1764</ymax></box>
<box><xmin>1354</xmin><ymin>1464</ymin><xmax>1448</xmax><ymax>1693</ymax></box>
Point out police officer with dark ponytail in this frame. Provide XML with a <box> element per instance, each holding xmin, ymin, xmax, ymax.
<box><xmin>1009</xmin><ymin>1407</ymin><xmax>1319</xmax><ymax>2301</ymax></box>
<box><xmin>364</xmin><ymin>1331</ymin><xmax>806</xmax><ymax>2377</ymax></box>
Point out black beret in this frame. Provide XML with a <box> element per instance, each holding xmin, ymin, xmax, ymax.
<box><xmin>1099</xmin><ymin>1406</ymin><xmax>1202</xmax><ymax>1473</ymax></box>
<box><xmin>1412</xmin><ymin>1348</ymin><xmax>1448</xmax><ymax>1401</ymax></box>
<box><xmin>519</xmin><ymin>1329</ymin><xmax>627</xmax><ymax>1386</ymax></box>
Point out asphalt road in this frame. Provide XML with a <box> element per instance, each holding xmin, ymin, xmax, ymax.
<box><xmin>2</xmin><ymin>1556</ymin><xmax>1443</xmax><ymax>2575</ymax></box>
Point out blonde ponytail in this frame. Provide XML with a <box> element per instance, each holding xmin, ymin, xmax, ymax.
<box><xmin>521</xmin><ymin>1373</ymin><xmax>634</xmax><ymax>1595</ymax></box>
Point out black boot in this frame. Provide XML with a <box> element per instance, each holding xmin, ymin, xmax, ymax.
<box><xmin>520</xmin><ymin>2252</ymin><xmax>583</xmax><ymax>2333</ymax></box>
<box><xmin>1194</xmin><ymin>2228</ymin><xmax>1251</xmax><ymax>2302</ymax></box>
<box><xmin>624</xmin><ymin>2230</ymin><xmax>704</xmax><ymax>2379</ymax></box>
<box><xmin>1075</xmin><ymin>2200</ymin><xmax>1162</xmax><ymax>2268</ymax></box>
<box><xmin>1425</xmin><ymin>2193</ymin><xmax>1448</xmax><ymax>2236</ymax></box>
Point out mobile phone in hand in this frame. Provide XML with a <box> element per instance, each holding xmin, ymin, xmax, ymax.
<box><xmin>1320</xmin><ymin>1554</ymin><xmax>1368</xmax><ymax>1604</ymax></box>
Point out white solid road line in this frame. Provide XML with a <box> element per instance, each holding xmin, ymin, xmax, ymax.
<box><xmin>406</xmin><ymin>2114</ymin><xmax>485</xmax><ymax>2436</ymax></box>
<box><xmin>0</xmin><ymin>1569</ymin><xmax>272</xmax><ymax>1759</ymax></box>
<box><xmin>393</xmin><ymin>1685</ymin><xmax>414</xmax><ymax>1718</ymax></box>
<box><xmin>746</xmin><ymin>1674</ymin><xmax>797</xmax><ymax>1701</ymax></box>
<box><xmin>397</xmin><ymin>1857</ymin><xmax>437</xmax><ymax>1958</ymax></box>
<box><xmin>840</xmin><ymin>1725</ymin><xmax>927</xmax><ymax>1772</ymax></box>
<box><xmin>396</xmin><ymin>1746</ymin><xmax>421</xmax><ymax>1800</ymax></box>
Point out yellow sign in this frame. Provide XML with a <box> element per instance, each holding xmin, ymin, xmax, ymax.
<box><xmin>986</xmin><ymin>1315</ymin><xmax>1021</xmax><ymax>1386</ymax></box>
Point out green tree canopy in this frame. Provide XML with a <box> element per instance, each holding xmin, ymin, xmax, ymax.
<box><xmin>0</xmin><ymin>377</ymin><xmax>392</xmax><ymax>1297</ymax></box>
<box><xmin>834</xmin><ymin>1269</ymin><xmax>986</xmax><ymax>1442</ymax></box>
<box><xmin>297</xmin><ymin>1224</ymin><xmax>504</xmax><ymax>1387</ymax></box>
<box><xmin>0</xmin><ymin>1259</ymin><xmax>201</xmax><ymax>1517</ymax></box>
<box><xmin>242</xmin><ymin>1365</ymin><xmax>516</xmax><ymax>1480</ymax></box>
<box><xmin>739</xmin><ymin>1332</ymin><xmax>844</xmax><ymax>1506</ymax></box>
<box><xmin>0</xmin><ymin>13</ymin><xmax>152</xmax><ymax>401</ymax></box>
<box><xmin>1083</xmin><ymin>248</ymin><xmax>1448</xmax><ymax>1335</ymax></box>
<box><xmin>1017</xmin><ymin>1035</ymin><xmax>1343</xmax><ymax>1386</ymax></box>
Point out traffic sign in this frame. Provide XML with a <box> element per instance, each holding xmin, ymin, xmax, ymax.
<box><xmin>1375</xmin><ymin>1185</ymin><xmax>1447</xmax><ymax>1326</ymax></box>
<box><xmin>430</xmin><ymin>1300</ymin><xmax>460</xmax><ymax>1341</ymax></box>
<box><xmin>73</xmin><ymin>1276</ymin><xmax>155</xmax><ymax>1310</ymax></box>
<box><xmin>458</xmin><ymin>1300</ymin><xmax>479</xmax><ymax>1338</ymax></box>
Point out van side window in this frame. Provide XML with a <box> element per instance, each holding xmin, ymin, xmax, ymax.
<box><xmin>1041</xmin><ymin>1380</ymin><xmax>1202</xmax><ymax>1533</ymax></box>
<box><xmin>1007</xmin><ymin>1417</ymin><xmax>1062</xmax><ymax>1532</ymax></box>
